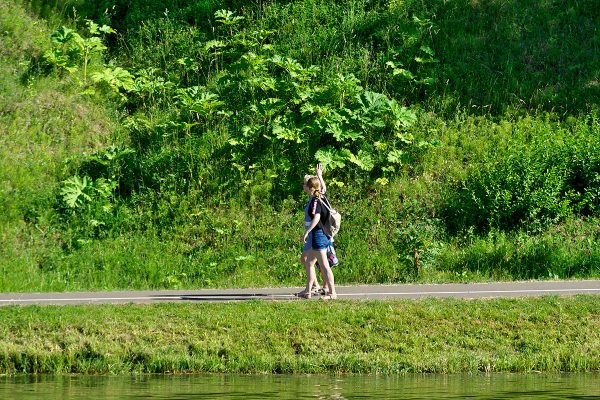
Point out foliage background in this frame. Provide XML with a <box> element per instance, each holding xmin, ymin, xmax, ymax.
<box><xmin>1</xmin><ymin>0</ymin><xmax>599</xmax><ymax>291</ymax></box>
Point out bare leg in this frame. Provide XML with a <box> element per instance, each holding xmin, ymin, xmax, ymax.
<box><xmin>312</xmin><ymin>269</ymin><xmax>321</xmax><ymax>293</ymax></box>
<box><xmin>314</xmin><ymin>250</ymin><xmax>336</xmax><ymax>298</ymax></box>
<box><xmin>299</xmin><ymin>251</ymin><xmax>317</xmax><ymax>298</ymax></box>
<box><xmin>319</xmin><ymin>267</ymin><xmax>329</xmax><ymax>294</ymax></box>
<box><xmin>304</xmin><ymin>260</ymin><xmax>316</xmax><ymax>296</ymax></box>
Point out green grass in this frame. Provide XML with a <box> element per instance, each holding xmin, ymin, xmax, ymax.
<box><xmin>1</xmin><ymin>1</ymin><xmax>596</xmax><ymax>380</ymax></box>
<box><xmin>0</xmin><ymin>0</ymin><xmax>120</xmax><ymax>291</ymax></box>
<box><xmin>1</xmin><ymin>0</ymin><xmax>600</xmax><ymax>292</ymax></box>
<box><xmin>0</xmin><ymin>296</ymin><xmax>598</xmax><ymax>374</ymax></box>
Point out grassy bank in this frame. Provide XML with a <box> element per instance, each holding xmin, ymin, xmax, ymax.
<box><xmin>2</xmin><ymin>0</ymin><xmax>600</xmax><ymax>292</ymax></box>
<box><xmin>1</xmin><ymin>296</ymin><xmax>599</xmax><ymax>374</ymax></box>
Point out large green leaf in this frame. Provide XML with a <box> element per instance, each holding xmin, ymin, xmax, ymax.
<box><xmin>60</xmin><ymin>176</ymin><xmax>93</xmax><ymax>209</ymax></box>
<box><xmin>51</xmin><ymin>26</ymin><xmax>77</xmax><ymax>45</ymax></box>
<box><xmin>91</xmin><ymin>67</ymin><xmax>135</xmax><ymax>92</ymax></box>
<box><xmin>315</xmin><ymin>146</ymin><xmax>351</xmax><ymax>170</ymax></box>
<box><xmin>390</xmin><ymin>100</ymin><xmax>417</xmax><ymax>128</ymax></box>
<box><xmin>205</xmin><ymin>40</ymin><xmax>227</xmax><ymax>51</ymax></box>
<box><xmin>215</xmin><ymin>9</ymin><xmax>245</xmax><ymax>25</ymax></box>
<box><xmin>272</xmin><ymin>116</ymin><xmax>303</xmax><ymax>143</ymax></box>
<box><xmin>387</xmin><ymin>149</ymin><xmax>405</xmax><ymax>164</ymax></box>
<box><xmin>357</xmin><ymin>91</ymin><xmax>390</xmax><ymax>116</ymax></box>
<box><xmin>348</xmin><ymin>150</ymin><xmax>375</xmax><ymax>171</ymax></box>
<box><xmin>326</xmin><ymin>123</ymin><xmax>363</xmax><ymax>142</ymax></box>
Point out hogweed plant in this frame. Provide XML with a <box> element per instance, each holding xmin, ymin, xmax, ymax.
<box><xmin>44</xmin><ymin>10</ymin><xmax>430</xmax><ymax>205</ymax></box>
<box><xmin>44</xmin><ymin>20</ymin><xmax>115</xmax><ymax>84</ymax></box>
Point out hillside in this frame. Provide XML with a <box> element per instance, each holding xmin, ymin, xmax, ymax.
<box><xmin>1</xmin><ymin>0</ymin><xmax>599</xmax><ymax>292</ymax></box>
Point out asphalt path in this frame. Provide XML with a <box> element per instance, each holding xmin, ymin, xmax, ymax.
<box><xmin>0</xmin><ymin>280</ymin><xmax>599</xmax><ymax>306</ymax></box>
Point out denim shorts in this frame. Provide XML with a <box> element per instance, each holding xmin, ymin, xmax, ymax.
<box><xmin>303</xmin><ymin>228</ymin><xmax>330</xmax><ymax>252</ymax></box>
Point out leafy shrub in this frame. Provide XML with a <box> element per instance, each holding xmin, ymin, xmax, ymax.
<box><xmin>43</xmin><ymin>21</ymin><xmax>115</xmax><ymax>82</ymax></box>
<box><xmin>58</xmin><ymin>174</ymin><xmax>116</xmax><ymax>243</ymax></box>
<box><xmin>57</xmin><ymin>145</ymin><xmax>135</xmax><ymax>243</ymax></box>
<box><xmin>441</xmin><ymin>115</ymin><xmax>600</xmax><ymax>234</ymax></box>
<box><xmin>99</xmin><ymin>9</ymin><xmax>428</xmax><ymax>205</ymax></box>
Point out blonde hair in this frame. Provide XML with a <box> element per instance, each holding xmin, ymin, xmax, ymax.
<box><xmin>305</xmin><ymin>176</ymin><xmax>323</xmax><ymax>198</ymax></box>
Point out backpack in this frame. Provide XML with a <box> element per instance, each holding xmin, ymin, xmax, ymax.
<box><xmin>318</xmin><ymin>196</ymin><xmax>341</xmax><ymax>238</ymax></box>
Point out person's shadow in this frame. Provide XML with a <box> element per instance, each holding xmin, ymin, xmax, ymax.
<box><xmin>152</xmin><ymin>293</ymin><xmax>298</xmax><ymax>302</ymax></box>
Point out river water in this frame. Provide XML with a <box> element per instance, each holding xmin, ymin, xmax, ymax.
<box><xmin>1</xmin><ymin>373</ymin><xmax>599</xmax><ymax>399</ymax></box>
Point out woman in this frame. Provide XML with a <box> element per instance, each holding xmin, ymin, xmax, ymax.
<box><xmin>297</xmin><ymin>164</ymin><xmax>337</xmax><ymax>299</ymax></box>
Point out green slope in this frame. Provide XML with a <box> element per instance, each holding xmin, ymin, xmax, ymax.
<box><xmin>1</xmin><ymin>0</ymin><xmax>599</xmax><ymax>292</ymax></box>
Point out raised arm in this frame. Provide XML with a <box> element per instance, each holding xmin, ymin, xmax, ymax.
<box><xmin>316</xmin><ymin>163</ymin><xmax>326</xmax><ymax>194</ymax></box>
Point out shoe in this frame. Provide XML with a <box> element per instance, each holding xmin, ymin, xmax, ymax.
<box><xmin>295</xmin><ymin>291</ymin><xmax>311</xmax><ymax>299</ymax></box>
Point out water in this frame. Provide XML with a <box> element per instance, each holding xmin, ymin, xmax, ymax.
<box><xmin>1</xmin><ymin>373</ymin><xmax>599</xmax><ymax>399</ymax></box>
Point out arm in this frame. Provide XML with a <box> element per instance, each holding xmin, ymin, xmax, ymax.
<box><xmin>303</xmin><ymin>214</ymin><xmax>321</xmax><ymax>243</ymax></box>
<box><xmin>316</xmin><ymin>163</ymin><xmax>326</xmax><ymax>194</ymax></box>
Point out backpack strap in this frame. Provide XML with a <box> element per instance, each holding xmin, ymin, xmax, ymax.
<box><xmin>315</xmin><ymin>196</ymin><xmax>329</xmax><ymax>231</ymax></box>
<box><xmin>318</xmin><ymin>196</ymin><xmax>333</xmax><ymax>212</ymax></box>
<box><xmin>317</xmin><ymin>196</ymin><xmax>336</xmax><ymax>238</ymax></box>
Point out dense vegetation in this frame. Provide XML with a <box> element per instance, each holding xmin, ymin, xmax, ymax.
<box><xmin>1</xmin><ymin>297</ymin><xmax>599</xmax><ymax>374</ymax></box>
<box><xmin>1</xmin><ymin>0</ymin><xmax>600</xmax><ymax>291</ymax></box>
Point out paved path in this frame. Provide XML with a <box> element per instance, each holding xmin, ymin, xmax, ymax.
<box><xmin>0</xmin><ymin>280</ymin><xmax>598</xmax><ymax>306</ymax></box>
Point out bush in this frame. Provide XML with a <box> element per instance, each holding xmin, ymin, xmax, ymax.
<box><xmin>440</xmin><ymin>114</ymin><xmax>600</xmax><ymax>234</ymax></box>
